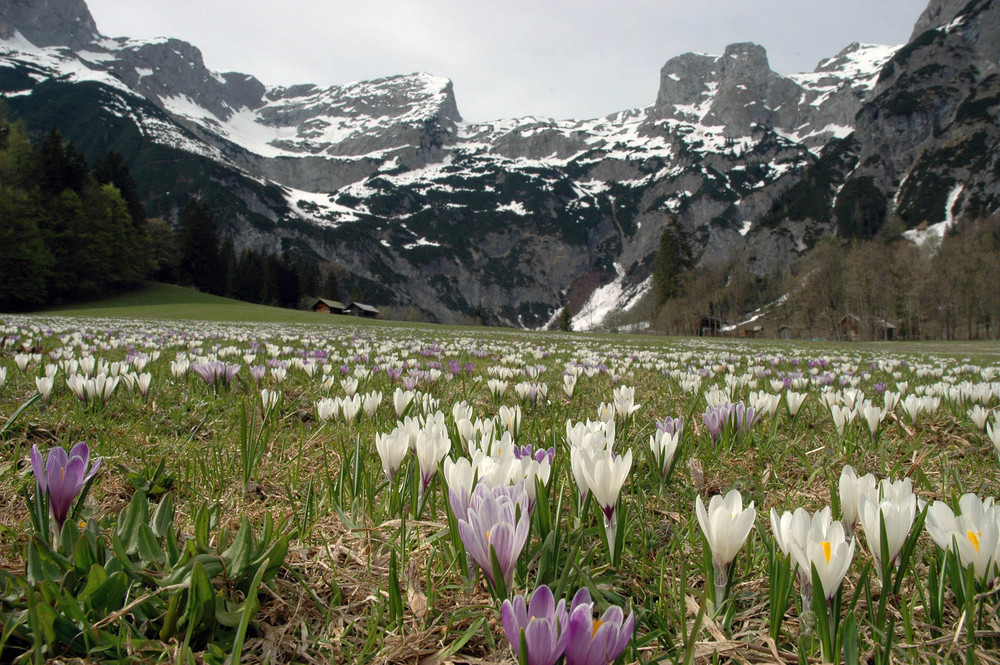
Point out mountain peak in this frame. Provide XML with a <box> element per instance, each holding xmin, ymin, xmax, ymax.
<box><xmin>0</xmin><ymin>0</ymin><xmax>98</xmax><ymax>50</ymax></box>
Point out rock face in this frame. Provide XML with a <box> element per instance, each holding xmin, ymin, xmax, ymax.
<box><xmin>0</xmin><ymin>0</ymin><xmax>97</xmax><ymax>49</ymax></box>
<box><xmin>1</xmin><ymin>0</ymin><xmax>997</xmax><ymax>328</ymax></box>
<box><xmin>757</xmin><ymin>0</ymin><xmax>1000</xmax><ymax>253</ymax></box>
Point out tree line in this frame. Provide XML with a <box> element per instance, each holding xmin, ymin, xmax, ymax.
<box><xmin>623</xmin><ymin>215</ymin><xmax>1000</xmax><ymax>341</ymax></box>
<box><xmin>0</xmin><ymin>121</ymin><xmax>151</xmax><ymax>310</ymax></box>
<box><xmin>0</xmin><ymin>110</ymin><xmax>341</xmax><ymax>312</ymax></box>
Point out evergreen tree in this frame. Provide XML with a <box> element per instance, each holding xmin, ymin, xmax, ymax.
<box><xmin>219</xmin><ymin>235</ymin><xmax>238</xmax><ymax>297</ymax></box>
<box><xmin>37</xmin><ymin>127</ymin><xmax>87</xmax><ymax>197</ymax></box>
<box><xmin>147</xmin><ymin>218</ymin><xmax>180</xmax><ymax>283</ymax></box>
<box><xmin>321</xmin><ymin>269</ymin><xmax>341</xmax><ymax>301</ymax></box>
<box><xmin>0</xmin><ymin>188</ymin><xmax>52</xmax><ymax>309</ymax></box>
<box><xmin>652</xmin><ymin>219</ymin><xmax>693</xmax><ymax>307</ymax></box>
<box><xmin>234</xmin><ymin>248</ymin><xmax>266</xmax><ymax>303</ymax></box>
<box><xmin>177</xmin><ymin>199</ymin><xmax>224</xmax><ymax>294</ymax></box>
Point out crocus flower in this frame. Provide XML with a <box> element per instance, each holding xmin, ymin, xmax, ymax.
<box><xmin>35</xmin><ymin>375</ymin><xmax>54</xmax><ymax>404</ymax></box>
<box><xmin>805</xmin><ymin>519</ymin><xmax>856</xmax><ymax>601</ymax></box>
<box><xmin>649</xmin><ymin>426</ymin><xmax>680</xmax><ymax>485</ymax></box>
<box><xmin>458</xmin><ymin>482</ymin><xmax>530</xmax><ymax>593</ymax></box>
<box><xmin>785</xmin><ymin>391</ymin><xmax>806</xmax><ymax>421</ymax></box>
<box><xmin>857</xmin><ymin>484</ymin><xmax>918</xmax><ymax>578</ymax></box>
<box><xmin>393</xmin><ymin>387</ymin><xmax>414</xmax><ymax>417</ymax></box>
<box><xmin>565</xmin><ymin>587</ymin><xmax>635</xmax><ymax>665</ymax></box>
<box><xmin>696</xmin><ymin>489</ymin><xmax>756</xmax><ymax>604</ymax></box>
<box><xmin>375</xmin><ymin>429</ymin><xmax>409</xmax><ymax>484</ymax></box>
<box><xmin>925</xmin><ymin>493</ymin><xmax>1000</xmax><ymax>584</ymax></box>
<box><xmin>415</xmin><ymin>425</ymin><xmax>450</xmax><ymax>509</ymax></box>
<box><xmin>501</xmin><ymin>584</ymin><xmax>571</xmax><ymax>665</ymax></box>
<box><xmin>611</xmin><ymin>385</ymin><xmax>641</xmax><ymax>421</ymax></box>
<box><xmin>987</xmin><ymin>421</ymin><xmax>1000</xmax><ymax>461</ymax></box>
<box><xmin>838</xmin><ymin>465</ymin><xmax>876</xmax><ymax>532</ymax></box>
<box><xmin>31</xmin><ymin>442</ymin><xmax>102</xmax><ymax>528</ymax></box>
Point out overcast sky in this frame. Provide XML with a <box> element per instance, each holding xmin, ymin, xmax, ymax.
<box><xmin>85</xmin><ymin>0</ymin><xmax>929</xmax><ymax>122</ymax></box>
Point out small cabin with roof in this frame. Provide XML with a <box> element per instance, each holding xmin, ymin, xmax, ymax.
<box><xmin>351</xmin><ymin>302</ymin><xmax>381</xmax><ymax>319</ymax></box>
<box><xmin>311</xmin><ymin>298</ymin><xmax>349</xmax><ymax>315</ymax></box>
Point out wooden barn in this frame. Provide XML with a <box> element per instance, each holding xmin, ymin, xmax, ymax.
<box><xmin>351</xmin><ymin>302</ymin><xmax>381</xmax><ymax>319</ymax></box>
<box><xmin>839</xmin><ymin>314</ymin><xmax>897</xmax><ymax>341</ymax></box>
<box><xmin>311</xmin><ymin>298</ymin><xmax>349</xmax><ymax>315</ymax></box>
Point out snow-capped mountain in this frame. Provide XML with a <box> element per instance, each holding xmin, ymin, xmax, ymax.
<box><xmin>2</xmin><ymin>0</ymin><xmax>997</xmax><ymax>328</ymax></box>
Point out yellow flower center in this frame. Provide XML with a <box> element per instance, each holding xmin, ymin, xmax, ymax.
<box><xmin>61</xmin><ymin>467</ymin><xmax>66</xmax><ymax>482</ymax></box>
<box><xmin>968</xmin><ymin>530</ymin><xmax>981</xmax><ymax>553</ymax></box>
<box><xmin>486</xmin><ymin>529</ymin><xmax>491</xmax><ymax>543</ymax></box>
<box><xmin>592</xmin><ymin>619</ymin><xmax>604</xmax><ymax>639</ymax></box>
<box><xmin>822</xmin><ymin>540</ymin><xmax>832</xmax><ymax>564</ymax></box>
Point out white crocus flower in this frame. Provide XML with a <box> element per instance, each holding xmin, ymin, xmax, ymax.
<box><xmin>648</xmin><ymin>428</ymin><xmax>680</xmax><ymax>484</ymax></box>
<box><xmin>261</xmin><ymin>388</ymin><xmax>280</xmax><ymax>413</ymax></box>
<box><xmin>451</xmin><ymin>401</ymin><xmax>473</xmax><ymax>426</ymax></box>
<box><xmin>414</xmin><ymin>426</ymin><xmax>450</xmax><ymax>512</ymax></box>
<box><xmin>498</xmin><ymin>404</ymin><xmax>521</xmax><ymax>437</ymax></box>
<box><xmin>785</xmin><ymin>391</ymin><xmax>807</xmax><ymax>420</ymax></box>
<box><xmin>987</xmin><ymin>421</ymin><xmax>1000</xmax><ymax>461</ymax></box>
<box><xmin>486</xmin><ymin>378</ymin><xmax>507</xmax><ymax>398</ymax></box>
<box><xmin>581</xmin><ymin>448</ymin><xmax>633</xmax><ymax>556</ymax></box>
<box><xmin>136</xmin><ymin>372</ymin><xmax>151</xmax><ymax>398</ymax></box>
<box><xmin>926</xmin><ymin>494</ymin><xmax>1000</xmax><ymax>584</ymax></box>
<box><xmin>968</xmin><ymin>405</ymin><xmax>990</xmax><ymax>432</ymax></box>
<box><xmin>805</xmin><ymin>519</ymin><xmax>856</xmax><ymax>601</ymax></box>
<box><xmin>830</xmin><ymin>404</ymin><xmax>851</xmax><ymax>438</ymax></box>
<box><xmin>696</xmin><ymin>489</ymin><xmax>756</xmax><ymax>604</ymax></box>
<box><xmin>839</xmin><ymin>465</ymin><xmax>876</xmax><ymax>532</ymax></box>
<box><xmin>393</xmin><ymin>387</ymin><xmax>414</xmax><ymax>417</ymax></box>
<box><xmin>612</xmin><ymin>385</ymin><xmax>641</xmax><ymax>421</ymax></box>
<box><xmin>363</xmin><ymin>390</ymin><xmax>383</xmax><ymax>417</ymax></box>
<box><xmin>861</xmin><ymin>401</ymin><xmax>885</xmax><ymax>440</ymax></box>
<box><xmin>315</xmin><ymin>397</ymin><xmax>339</xmax><ymax>422</ymax></box>
<box><xmin>900</xmin><ymin>394</ymin><xmax>922</xmax><ymax>424</ymax></box>
<box><xmin>35</xmin><ymin>375</ymin><xmax>54</xmax><ymax>403</ymax></box>
<box><xmin>857</xmin><ymin>490</ymin><xmax>917</xmax><ymax>579</ymax></box>
<box><xmin>563</xmin><ymin>373</ymin><xmax>577</xmax><ymax>398</ymax></box>
<box><xmin>375</xmin><ymin>429</ymin><xmax>409</xmax><ymax>483</ymax></box>
<box><xmin>341</xmin><ymin>376</ymin><xmax>358</xmax><ymax>397</ymax></box>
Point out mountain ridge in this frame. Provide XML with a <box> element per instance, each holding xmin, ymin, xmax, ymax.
<box><xmin>2</xmin><ymin>0</ymin><xmax>997</xmax><ymax>329</ymax></box>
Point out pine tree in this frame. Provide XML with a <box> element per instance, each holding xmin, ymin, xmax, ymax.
<box><xmin>177</xmin><ymin>199</ymin><xmax>223</xmax><ymax>294</ymax></box>
<box><xmin>321</xmin><ymin>269</ymin><xmax>340</xmax><ymax>301</ymax></box>
<box><xmin>652</xmin><ymin>219</ymin><xmax>693</xmax><ymax>307</ymax></box>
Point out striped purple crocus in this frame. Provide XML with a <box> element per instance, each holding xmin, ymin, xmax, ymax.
<box><xmin>564</xmin><ymin>587</ymin><xmax>635</xmax><ymax>665</ymax></box>
<box><xmin>501</xmin><ymin>584</ymin><xmax>571</xmax><ymax>665</ymax></box>
<box><xmin>31</xmin><ymin>442</ymin><xmax>101</xmax><ymax>528</ymax></box>
<box><xmin>458</xmin><ymin>482</ymin><xmax>529</xmax><ymax>593</ymax></box>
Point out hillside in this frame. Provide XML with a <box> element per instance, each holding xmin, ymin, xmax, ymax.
<box><xmin>2</xmin><ymin>0</ymin><xmax>998</xmax><ymax>328</ymax></box>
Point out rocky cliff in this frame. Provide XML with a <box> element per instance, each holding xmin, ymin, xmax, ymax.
<box><xmin>1</xmin><ymin>0</ymin><xmax>996</xmax><ymax>328</ymax></box>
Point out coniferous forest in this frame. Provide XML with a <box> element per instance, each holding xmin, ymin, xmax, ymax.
<box><xmin>0</xmin><ymin>110</ymin><xmax>324</xmax><ymax>313</ymax></box>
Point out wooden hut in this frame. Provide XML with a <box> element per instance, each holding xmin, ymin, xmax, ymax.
<box><xmin>351</xmin><ymin>302</ymin><xmax>381</xmax><ymax>319</ymax></box>
<box><xmin>311</xmin><ymin>298</ymin><xmax>349</xmax><ymax>315</ymax></box>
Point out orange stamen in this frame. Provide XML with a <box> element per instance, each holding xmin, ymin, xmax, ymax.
<box><xmin>592</xmin><ymin>619</ymin><xmax>604</xmax><ymax>639</ymax></box>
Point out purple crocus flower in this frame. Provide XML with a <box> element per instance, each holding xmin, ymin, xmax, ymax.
<box><xmin>565</xmin><ymin>587</ymin><xmax>635</xmax><ymax>665</ymax></box>
<box><xmin>249</xmin><ymin>365</ymin><xmax>266</xmax><ymax>384</ymax></box>
<box><xmin>458</xmin><ymin>482</ymin><xmax>530</xmax><ymax>592</ymax></box>
<box><xmin>514</xmin><ymin>444</ymin><xmax>555</xmax><ymax>465</ymax></box>
<box><xmin>31</xmin><ymin>442</ymin><xmax>101</xmax><ymax>528</ymax></box>
<box><xmin>501</xmin><ymin>584</ymin><xmax>571</xmax><ymax>665</ymax></box>
<box><xmin>656</xmin><ymin>415</ymin><xmax>684</xmax><ymax>439</ymax></box>
<box><xmin>191</xmin><ymin>361</ymin><xmax>240</xmax><ymax>387</ymax></box>
<box><xmin>702</xmin><ymin>404</ymin><xmax>731</xmax><ymax>447</ymax></box>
